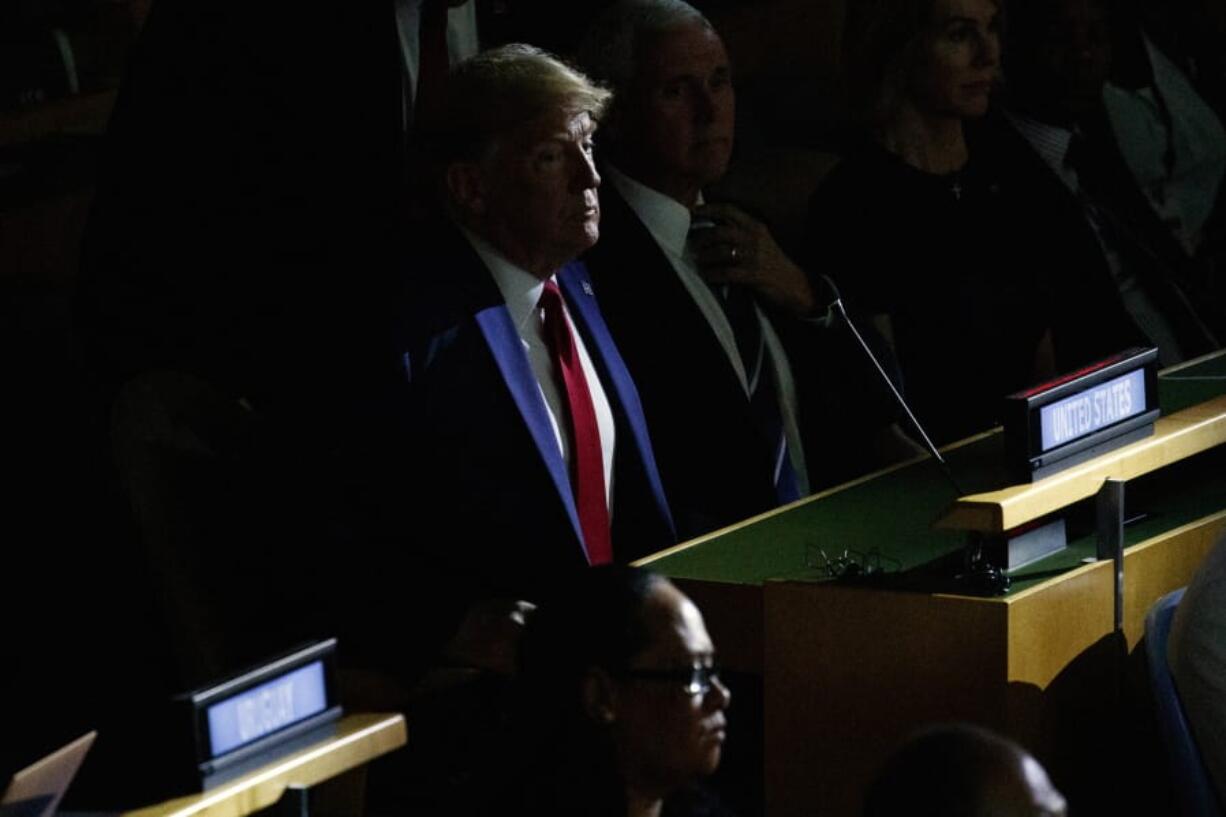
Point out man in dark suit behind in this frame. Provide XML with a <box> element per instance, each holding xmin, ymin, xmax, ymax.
<box><xmin>1001</xmin><ymin>0</ymin><xmax>1221</xmax><ymax>365</ymax></box>
<box><xmin>368</xmin><ymin>44</ymin><xmax>676</xmax><ymax>679</ymax></box>
<box><xmin>575</xmin><ymin>0</ymin><xmax>915</xmax><ymax>540</ymax></box>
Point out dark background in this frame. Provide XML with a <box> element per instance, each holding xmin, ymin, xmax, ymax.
<box><xmin>2</xmin><ymin>0</ymin><xmax>1224</xmax><ymax>809</ymax></box>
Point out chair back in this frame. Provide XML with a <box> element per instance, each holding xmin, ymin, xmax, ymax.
<box><xmin>1146</xmin><ymin>587</ymin><xmax>1225</xmax><ymax>817</ymax></box>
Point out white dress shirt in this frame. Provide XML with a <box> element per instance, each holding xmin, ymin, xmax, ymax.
<box><xmin>464</xmin><ymin>229</ymin><xmax>616</xmax><ymax>512</ymax></box>
<box><xmin>605</xmin><ymin>164</ymin><xmax>809</xmax><ymax>495</ymax></box>
<box><xmin>1104</xmin><ymin>35</ymin><xmax>1226</xmax><ymax>255</ymax></box>
<box><xmin>1004</xmin><ymin>111</ymin><xmax>1079</xmax><ymax>192</ymax></box>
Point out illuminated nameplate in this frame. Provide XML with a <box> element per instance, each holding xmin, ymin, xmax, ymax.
<box><xmin>1004</xmin><ymin>348</ymin><xmax>1160</xmax><ymax>482</ymax></box>
<box><xmin>206</xmin><ymin>660</ymin><xmax>329</xmax><ymax>758</ymax></box>
<box><xmin>1038</xmin><ymin>368</ymin><xmax>1147</xmax><ymax>452</ymax></box>
<box><xmin>183</xmin><ymin>639</ymin><xmax>342</xmax><ymax>784</ymax></box>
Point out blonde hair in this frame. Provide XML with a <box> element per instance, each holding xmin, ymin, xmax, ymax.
<box><xmin>430</xmin><ymin>44</ymin><xmax>612</xmax><ymax>164</ymax></box>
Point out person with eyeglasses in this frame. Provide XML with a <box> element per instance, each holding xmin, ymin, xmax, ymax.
<box><xmin>487</xmin><ymin>565</ymin><xmax>734</xmax><ymax>817</ymax></box>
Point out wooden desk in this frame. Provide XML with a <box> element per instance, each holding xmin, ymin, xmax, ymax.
<box><xmin>638</xmin><ymin>352</ymin><xmax>1226</xmax><ymax>816</ymax></box>
<box><xmin>936</xmin><ymin>394</ymin><xmax>1226</xmax><ymax>533</ymax></box>
<box><xmin>121</xmin><ymin>713</ymin><xmax>406</xmax><ymax>817</ymax></box>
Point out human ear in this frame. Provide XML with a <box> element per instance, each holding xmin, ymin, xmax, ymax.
<box><xmin>582</xmin><ymin>667</ymin><xmax>618</xmax><ymax>725</ymax></box>
<box><xmin>445</xmin><ymin>161</ymin><xmax>488</xmax><ymax>218</ymax></box>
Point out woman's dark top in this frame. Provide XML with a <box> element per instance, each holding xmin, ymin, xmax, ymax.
<box><xmin>808</xmin><ymin>114</ymin><xmax>1139</xmax><ymax>445</ymax></box>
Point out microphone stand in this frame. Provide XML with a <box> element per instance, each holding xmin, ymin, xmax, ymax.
<box><xmin>823</xmin><ymin>285</ymin><xmax>1009</xmax><ymax>594</ymax></box>
<box><xmin>828</xmin><ymin>297</ymin><xmax>963</xmax><ymax>497</ymax></box>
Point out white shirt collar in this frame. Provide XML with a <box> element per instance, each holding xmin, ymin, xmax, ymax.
<box><xmin>602</xmin><ymin>165</ymin><xmax>809</xmax><ymax>494</ymax></box>
<box><xmin>1004</xmin><ymin>110</ymin><xmax>1075</xmax><ymax>181</ymax></box>
<box><xmin>461</xmin><ymin>227</ymin><xmax>549</xmax><ymax>331</ymax></box>
<box><xmin>605</xmin><ymin>164</ymin><xmax>698</xmax><ymax>259</ymax></box>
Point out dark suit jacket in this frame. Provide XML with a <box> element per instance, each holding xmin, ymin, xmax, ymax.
<box><xmin>585</xmin><ymin>184</ymin><xmax>898</xmax><ymax>540</ymax></box>
<box><xmin>983</xmin><ymin>112</ymin><xmax>1152</xmax><ymax>368</ymax></box>
<box><xmin>1075</xmin><ymin>105</ymin><xmax>1223</xmax><ymax>354</ymax></box>
<box><xmin>991</xmin><ymin>107</ymin><xmax>1218</xmax><ymax>363</ymax></box>
<box><xmin>362</xmin><ymin>226</ymin><xmax>675</xmax><ymax>663</ymax></box>
<box><xmin>808</xmin><ymin>111</ymin><xmax>1161</xmax><ymax>444</ymax></box>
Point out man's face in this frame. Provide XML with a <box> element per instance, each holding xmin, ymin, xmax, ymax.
<box><xmin>1031</xmin><ymin>0</ymin><xmax>1112</xmax><ymax>116</ymax></box>
<box><xmin>478</xmin><ymin>109</ymin><xmax>602</xmax><ymax>275</ymax></box>
<box><xmin>911</xmin><ymin>0</ymin><xmax>1002</xmax><ymax>120</ymax></box>
<box><xmin>616</xmin><ymin>22</ymin><xmax>735</xmax><ymax>203</ymax></box>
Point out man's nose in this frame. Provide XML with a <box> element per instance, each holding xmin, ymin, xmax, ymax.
<box><xmin>695</xmin><ymin>86</ymin><xmax>719</xmax><ymax>124</ymax></box>
<box><xmin>705</xmin><ymin>674</ymin><xmax>732</xmax><ymax>711</ymax></box>
<box><xmin>575</xmin><ymin>147</ymin><xmax>601</xmax><ymax>190</ymax></box>
<box><xmin>1070</xmin><ymin>25</ymin><xmax>1102</xmax><ymax>61</ymax></box>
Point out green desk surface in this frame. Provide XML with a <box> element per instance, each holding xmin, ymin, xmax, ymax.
<box><xmin>1159</xmin><ymin>350</ymin><xmax>1226</xmax><ymax>413</ymax></box>
<box><xmin>644</xmin><ymin>351</ymin><xmax>1226</xmax><ymax>593</ymax></box>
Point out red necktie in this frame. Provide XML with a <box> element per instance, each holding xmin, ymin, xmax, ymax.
<box><xmin>539</xmin><ymin>280</ymin><xmax>613</xmax><ymax>565</ymax></box>
<box><xmin>414</xmin><ymin>0</ymin><xmax>450</xmax><ymax>135</ymax></box>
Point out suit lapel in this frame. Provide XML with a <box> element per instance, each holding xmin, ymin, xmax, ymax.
<box><xmin>602</xmin><ymin>185</ymin><xmax>754</xmax><ymax>401</ymax></box>
<box><xmin>559</xmin><ymin>262</ymin><xmax>675</xmax><ymax>541</ymax></box>
<box><xmin>472</xmin><ymin>295</ymin><xmax>586</xmax><ymax>552</ymax></box>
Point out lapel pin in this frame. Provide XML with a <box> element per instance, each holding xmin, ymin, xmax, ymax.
<box><xmin>582</xmin><ymin>281</ymin><xmax>594</xmax><ymax>296</ymax></box>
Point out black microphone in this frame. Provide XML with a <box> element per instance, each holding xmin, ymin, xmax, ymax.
<box><xmin>815</xmin><ymin>275</ymin><xmax>964</xmax><ymax>497</ymax></box>
<box><xmin>817</xmin><ymin>277</ymin><xmax>1009</xmax><ymax>594</ymax></box>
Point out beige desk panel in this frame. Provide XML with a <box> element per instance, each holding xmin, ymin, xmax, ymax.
<box><xmin>761</xmin><ymin>509</ymin><xmax>1226</xmax><ymax>817</ymax></box>
<box><xmin>936</xmin><ymin>395</ymin><xmax>1226</xmax><ymax>533</ymax></box>
<box><xmin>1121</xmin><ymin>510</ymin><xmax>1226</xmax><ymax>648</ymax></box>
<box><xmin>122</xmin><ymin>713</ymin><xmax>406</xmax><ymax>817</ymax></box>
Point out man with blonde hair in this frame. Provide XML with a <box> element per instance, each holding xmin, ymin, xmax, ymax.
<box><xmin>379</xmin><ymin>44</ymin><xmax>675</xmax><ymax>676</ymax></box>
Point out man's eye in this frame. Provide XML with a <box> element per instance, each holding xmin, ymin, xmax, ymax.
<box><xmin>582</xmin><ymin>139</ymin><xmax>595</xmax><ymax>155</ymax></box>
<box><xmin>661</xmin><ymin>82</ymin><xmax>684</xmax><ymax>100</ymax></box>
<box><xmin>536</xmin><ymin>149</ymin><xmax>562</xmax><ymax>165</ymax></box>
<box><xmin>944</xmin><ymin>23</ymin><xmax>973</xmax><ymax>43</ymax></box>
